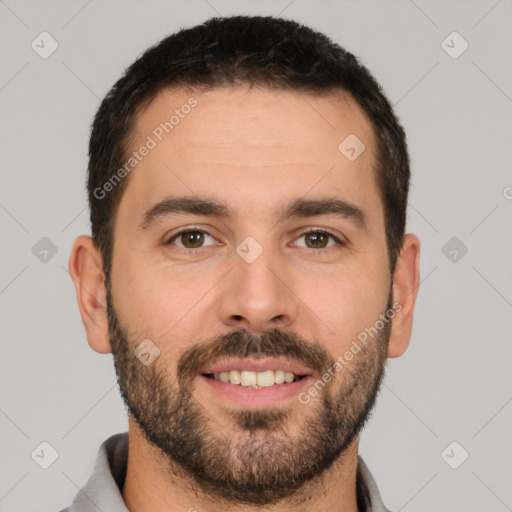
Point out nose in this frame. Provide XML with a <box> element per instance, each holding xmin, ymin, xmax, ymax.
<box><xmin>216</xmin><ymin>242</ymin><xmax>299</xmax><ymax>334</ymax></box>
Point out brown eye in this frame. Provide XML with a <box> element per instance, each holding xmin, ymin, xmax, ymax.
<box><xmin>304</xmin><ymin>231</ymin><xmax>329</xmax><ymax>248</ymax></box>
<box><xmin>167</xmin><ymin>230</ymin><xmax>216</xmax><ymax>249</ymax></box>
<box><xmin>295</xmin><ymin>230</ymin><xmax>340</xmax><ymax>250</ymax></box>
<box><xmin>180</xmin><ymin>231</ymin><xmax>204</xmax><ymax>248</ymax></box>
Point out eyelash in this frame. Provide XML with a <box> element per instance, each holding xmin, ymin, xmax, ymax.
<box><xmin>164</xmin><ymin>226</ymin><xmax>345</xmax><ymax>253</ymax></box>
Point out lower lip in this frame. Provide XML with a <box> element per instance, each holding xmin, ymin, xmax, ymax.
<box><xmin>199</xmin><ymin>375</ymin><xmax>314</xmax><ymax>408</ymax></box>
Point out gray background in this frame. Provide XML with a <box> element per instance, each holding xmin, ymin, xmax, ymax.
<box><xmin>1</xmin><ymin>0</ymin><xmax>511</xmax><ymax>511</ymax></box>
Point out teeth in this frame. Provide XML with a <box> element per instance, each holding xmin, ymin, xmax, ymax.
<box><xmin>211</xmin><ymin>370</ymin><xmax>301</xmax><ymax>387</ymax></box>
<box><xmin>274</xmin><ymin>370</ymin><xmax>285</xmax><ymax>384</ymax></box>
<box><xmin>256</xmin><ymin>370</ymin><xmax>275</xmax><ymax>387</ymax></box>
<box><xmin>240</xmin><ymin>370</ymin><xmax>257</xmax><ymax>387</ymax></box>
<box><xmin>229</xmin><ymin>370</ymin><xmax>241</xmax><ymax>385</ymax></box>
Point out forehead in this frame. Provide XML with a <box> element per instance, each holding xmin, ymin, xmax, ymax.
<box><xmin>118</xmin><ymin>86</ymin><xmax>381</xmax><ymax>228</ymax></box>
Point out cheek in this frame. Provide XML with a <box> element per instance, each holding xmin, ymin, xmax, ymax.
<box><xmin>309</xmin><ymin>267</ymin><xmax>389</xmax><ymax>356</ymax></box>
<box><xmin>111</xmin><ymin>254</ymin><xmax>220</xmax><ymax>345</ymax></box>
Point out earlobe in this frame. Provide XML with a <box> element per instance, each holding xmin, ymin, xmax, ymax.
<box><xmin>68</xmin><ymin>235</ymin><xmax>112</xmax><ymax>354</ymax></box>
<box><xmin>387</xmin><ymin>233</ymin><xmax>421</xmax><ymax>358</ymax></box>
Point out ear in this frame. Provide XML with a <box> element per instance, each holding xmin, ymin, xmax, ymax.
<box><xmin>68</xmin><ymin>235</ymin><xmax>112</xmax><ymax>354</ymax></box>
<box><xmin>387</xmin><ymin>233</ymin><xmax>421</xmax><ymax>358</ymax></box>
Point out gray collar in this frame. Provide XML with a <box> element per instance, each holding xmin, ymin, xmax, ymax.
<box><xmin>61</xmin><ymin>432</ymin><xmax>391</xmax><ymax>512</ymax></box>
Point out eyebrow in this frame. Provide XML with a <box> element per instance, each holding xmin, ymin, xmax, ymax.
<box><xmin>139</xmin><ymin>196</ymin><xmax>368</xmax><ymax>231</ymax></box>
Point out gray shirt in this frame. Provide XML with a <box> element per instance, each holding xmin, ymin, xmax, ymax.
<box><xmin>60</xmin><ymin>433</ymin><xmax>391</xmax><ymax>512</ymax></box>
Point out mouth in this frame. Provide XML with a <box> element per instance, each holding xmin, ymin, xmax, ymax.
<box><xmin>202</xmin><ymin>370</ymin><xmax>307</xmax><ymax>389</ymax></box>
<box><xmin>198</xmin><ymin>358</ymin><xmax>314</xmax><ymax>407</ymax></box>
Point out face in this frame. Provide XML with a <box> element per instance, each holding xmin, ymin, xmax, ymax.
<box><xmin>107</xmin><ymin>86</ymin><xmax>394</xmax><ymax>505</ymax></box>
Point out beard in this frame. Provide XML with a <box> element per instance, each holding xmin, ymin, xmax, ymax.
<box><xmin>106</xmin><ymin>283</ymin><xmax>391</xmax><ymax>507</ymax></box>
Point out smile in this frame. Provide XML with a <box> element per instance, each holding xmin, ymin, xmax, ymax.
<box><xmin>198</xmin><ymin>357</ymin><xmax>314</xmax><ymax>406</ymax></box>
<box><xmin>203</xmin><ymin>369</ymin><xmax>306</xmax><ymax>388</ymax></box>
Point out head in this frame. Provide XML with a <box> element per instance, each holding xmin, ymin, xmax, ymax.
<box><xmin>70</xmin><ymin>15</ymin><xmax>420</xmax><ymax>507</ymax></box>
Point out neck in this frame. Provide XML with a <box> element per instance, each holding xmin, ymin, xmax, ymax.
<box><xmin>121</xmin><ymin>418</ymin><xmax>361</xmax><ymax>512</ymax></box>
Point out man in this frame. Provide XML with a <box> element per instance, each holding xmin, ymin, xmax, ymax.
<box><xmin>64</xmin><ymin>15</ymin><xmax>420</xmax><ymax>512</ymax></box>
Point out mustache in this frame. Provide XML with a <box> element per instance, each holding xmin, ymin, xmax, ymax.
<box><xmin>177</xmin><ymin>327</ymin><xmax>335</xmax><ymax>383</ymax></box>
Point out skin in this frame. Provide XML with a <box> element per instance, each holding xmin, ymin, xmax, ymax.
<box><xmin>69</xmin><ymin>85</ymin><xmax>420</xmax><ymax>512</ymax></box>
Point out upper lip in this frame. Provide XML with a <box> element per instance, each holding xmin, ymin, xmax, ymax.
<box><xmin>201</xmin><ymin>357</ymin><xmax>314</xmax><ymax>376</ymax></box>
